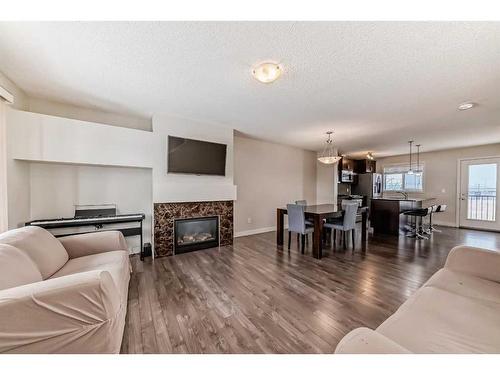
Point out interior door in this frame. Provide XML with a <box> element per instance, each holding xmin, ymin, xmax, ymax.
<box><xmin>459</xmin><ymin>158</ymin><xmax>499</xmax><ymax>231</ymax></box>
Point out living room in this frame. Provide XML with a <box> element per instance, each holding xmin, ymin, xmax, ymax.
<box><xmin>1</xmin><ymin>1</ymin><xmax>500</xmax><ymax>374</ymax></box>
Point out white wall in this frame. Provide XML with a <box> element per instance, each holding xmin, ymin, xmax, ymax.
<box><xmin>1</xmin><ymin>73</ymin><xmax>30</xmax><ymax>229</ymax></box>
<box><xmin>377</xmin><ymin>143</ymin><xmax>500</xmax><ymax>226</ymax></box>
<box><xmin>233</xmin><ymin>135</ymin><xmax>317</xmax><ymax>236</ymax></box>
<box><xmin>316</xmin><ymin>157</ymin><xmax>337</xmax><ymax>205</ymax></box>
<box><xmin>28</xmin><ymin>162</ymin><xmax>152</xmax><ymax>253</ymax></box>
<box><xmin>152</xmin><ymin>114</ymin><xmax>236</xmax><ymax>203</ymax></box>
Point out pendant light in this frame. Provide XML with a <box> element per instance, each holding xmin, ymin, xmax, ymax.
<box><xmin>407</xmin><ymin>140</ymin><xmax>414</xmax><ymax>175</ymax></box>
<box><xmin>318</xmin><ymin>131</ymin><xmax>341</xmax><ymax>164</ymax></box>
<box><xmin>415</xmin><ymin>144</ymin><xmax>421</xmax><ymax>175</ymax></box>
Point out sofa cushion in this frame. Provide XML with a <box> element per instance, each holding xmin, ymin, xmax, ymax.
<box><xmin>424</xmin><ymin>268</ymin><xmax>500</xmax><ymax>304</ymax></box>
<box><xmin>49</xmin><ymin>250</ymin><xmax>130</xmax><ymax>299</ymax></box>
<box><xmin>377</xmin><ymin>286</ymin><xmax>500</xmax><ymax>353</ymax></box>
<box><xmin>0</xmin><ymin>226</ymin><xmax>69</xmax><ymax>279</ymax></box>
<box><xmin>0</xmin><ymin>244</ymin><xmax>43</xmax><ymax>290</ymax></box>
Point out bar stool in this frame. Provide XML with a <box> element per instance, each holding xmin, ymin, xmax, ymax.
<box><xmin>429</xmin><ymin>204</ymin><xmax>447</xmax><ymax>232</ymax></box>
<box><xmin>403</xmin><ymin>207</ymin><xmax>432</xmax><ymax>239</ymax></box>
<box><xmin>422</xmin><ymin>205</ymin><xmax>438</xmax><ymax>234</ymax></box>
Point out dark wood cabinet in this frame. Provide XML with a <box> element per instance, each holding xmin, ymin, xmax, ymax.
<box><xmin>338</xmin><ymin>157</ymin><xmax>355</xmax><ymax>173</ymax></box>
<box><xmin>344</xmin><ymin>158</ymin><xmax>355</xmax><ymax>172</ymax></box>
<box><xmin>338</xmin><ymin>157</ymin><xmax>358</xmax><ymax>184</ymax></box>
<box><xmin>354</xmin><ymin>159</ymin><xmax>376</xmax><ymax>174</ymax></box>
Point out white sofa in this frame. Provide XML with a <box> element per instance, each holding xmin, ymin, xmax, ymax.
<box><xmin>0</xmin><ymin>226</ymin><xmax>131</xmax><ymax>353</ymax></box>
<box><xmin>335</xmin><ymin>245</ymin><xmax>500</xmax><ymax>353</ymax></box>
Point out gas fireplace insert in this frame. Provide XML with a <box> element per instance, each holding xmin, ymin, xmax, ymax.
<box><xmin>174</xmin><ymin>216</ymin><xmax>219</xmax><ymax>254</ymax></box>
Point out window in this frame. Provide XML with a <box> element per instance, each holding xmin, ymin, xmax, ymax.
<box><xmin>383</xmin><ymin>164</ymin><xmax>424</xmax><ymax>192</ymax></box>
<box><xmin>384</xmin><ymin>173</ymin><xmax>403</xmax><ymax>191</ymax></box>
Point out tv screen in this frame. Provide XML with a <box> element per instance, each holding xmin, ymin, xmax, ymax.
<box><xmin>167</xmin><ymin>136</ymin><xmax>227</xmax><ymax>176</ymax></box>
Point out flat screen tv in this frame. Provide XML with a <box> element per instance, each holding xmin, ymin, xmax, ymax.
<box><xmin>167</xmin><ymin>136</ymin><xmax>227</xmax><ymax>176</ymax></box>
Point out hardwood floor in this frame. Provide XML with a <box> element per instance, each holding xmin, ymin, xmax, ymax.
<box><xmin>121</xmin><ymin>226</ymin><xmax>500</xmax><ymax>354</ymax></box>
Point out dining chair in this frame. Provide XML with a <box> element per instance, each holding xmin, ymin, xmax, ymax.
<box><xmin>324</xmin><ymin>201</ymin><xmax>358</xmax><ymax>251</ymax></box>
<box><xmin>287</xmin><ymin>204</ymin><xmax>314</xmax><ymax>254</ymax></box>
<box><xmin>295</xmin><ymin>200</ymin><xmax>313</xmax><ymax>242</ymax></box>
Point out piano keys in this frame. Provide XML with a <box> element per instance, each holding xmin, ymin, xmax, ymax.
<box><xmin>27</xmin><ymin>214</ymin><xmax>145</xmax><ymax>228</ymax></box>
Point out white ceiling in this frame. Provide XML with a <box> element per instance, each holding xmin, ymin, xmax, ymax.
<box><xmin>0</xmin><ymin>21</ymin><xmax>499</xmax><ymax>157</ymax></box>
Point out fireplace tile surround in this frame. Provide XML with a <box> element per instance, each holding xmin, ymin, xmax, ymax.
<box><xmin>154</xmin><ymin>200</ymin><xmax>233</xmax><ymax>257</ymax></box>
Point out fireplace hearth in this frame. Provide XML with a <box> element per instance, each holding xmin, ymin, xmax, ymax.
<box><xmin>174</xmin><ymin>216</ymin><xmax>219</xmax><ymax>254</ymax></box>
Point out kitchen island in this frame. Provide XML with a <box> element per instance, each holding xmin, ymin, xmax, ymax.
<box><xmin>370</xmin><ymin>197</ymin><xmax>435</xmax><ymax>236</ymax></box>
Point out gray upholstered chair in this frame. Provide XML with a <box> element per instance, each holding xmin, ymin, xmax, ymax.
<box><xmin>287</xmin><ymin>204</ymin><xmax>314</xmax><ymax>254</ymax></box>
<box><xmin>324</xmin><ymin>201</ymin><xmax>358</xmax><ymax>251</ymax></box>
<box><xmin>295</xmin><ymin>200</ymin><xmax>312</xmax><ymax>241</ymax></box>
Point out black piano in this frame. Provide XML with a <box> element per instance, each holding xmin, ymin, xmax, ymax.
<box><xmin>26</xmin><ymin>204</ymin><xmax>145</xmax><ymax>255</ymax></box>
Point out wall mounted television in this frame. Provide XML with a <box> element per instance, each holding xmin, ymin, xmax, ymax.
<box><xmin>167</xmin><ymin>136</ymin><xmax>227</xmax><ymax>176</ymax></box>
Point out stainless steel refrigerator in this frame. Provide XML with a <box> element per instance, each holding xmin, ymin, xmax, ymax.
<box><xmin>352</xmin><ymin>173</ymin><xmax>382</xmax><ymax>208</ymax></box>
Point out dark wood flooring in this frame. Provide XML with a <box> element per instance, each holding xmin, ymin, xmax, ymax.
<box><xmin>121</xmin><ymin>226</ymin><xmax>500</xmax><ymax>354</ymax></box>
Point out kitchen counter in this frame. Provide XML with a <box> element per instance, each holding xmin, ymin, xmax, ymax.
<box><xmin>370</xmin><ymin>198</ymin><xmax>434</xmax><ymax>236</ymax></box>
<box><xmin>372</xmin><ymin>197</ymin><xmax>436</xmax><ymax>202</ymax></box>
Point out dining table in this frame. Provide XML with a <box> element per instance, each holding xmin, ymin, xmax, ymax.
<box><xmin>276</xmin><ymin>204</ymin><xmax>368</xmax><ymax>259</ymax></box>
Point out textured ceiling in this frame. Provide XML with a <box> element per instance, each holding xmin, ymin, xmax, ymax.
<box><xmin>0</xmin><ymin>21</ymin><xmax>499</xmax><ymax>157</ymax></box>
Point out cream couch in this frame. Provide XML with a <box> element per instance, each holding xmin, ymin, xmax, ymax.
<box><xmin>335</xmin><ymin>245</ymin><xmax>500</xmax><ymax>353</ymax></box>
<box><xmin>0</xmin><ymin>226</ymin><xmax>131</xmax><ymax>353</ymax></box>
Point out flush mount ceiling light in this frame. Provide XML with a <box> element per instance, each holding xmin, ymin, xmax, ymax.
<box><xmin>252</xmin><ymin>62</ymin><xmax>282</xmax><ymax>83</ymax></box>
<box><xmin>318</xmin><ymin>131</ymin><xmax>342</xmax><ymax>165</ymax></box>
<box><xmin>458</xmin><ymin>102</ymin><xmax>476</xmax><ymax>111</ymax></box>
<box><xmin>367</xmin><ymin>152</ymin><xmax>374</xmax><ymax>160</ymax></box>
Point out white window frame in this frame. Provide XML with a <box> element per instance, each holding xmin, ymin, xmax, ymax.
<box><xmin>383</xmin><ymin>163</ymin><xmax>425</xmax><ymax>193</ymax></box>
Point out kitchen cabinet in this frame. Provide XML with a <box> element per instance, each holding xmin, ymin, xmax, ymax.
<box><xmin>354</xmin><ymin>159</ymin><xmax>377</xmax><ymax>174</ymax></box>
<box><xmin>338</xmin><ymin>157</ymin><xmax>357</xmax><ymax>183</ymax></box>
<box><xmin>339</xmin><ymin>157</ymin><xmax>355</xmax><ymax>172</ymax></box>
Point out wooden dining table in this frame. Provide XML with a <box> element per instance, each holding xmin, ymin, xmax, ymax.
<box><xmin>276</xmin><ymin>204</ymin><xmax>368</xmax><ymax>259</ymax></box>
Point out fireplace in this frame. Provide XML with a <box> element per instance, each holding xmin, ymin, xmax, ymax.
<box><xmin>154</xmin><ymin>201</ymin><xmax>233</xmax><ymax>257</ymax></box>
<box><xmin>174</xmin><ymin>216</ymin><xmax>219</xmax><ymax>254</ymax></box>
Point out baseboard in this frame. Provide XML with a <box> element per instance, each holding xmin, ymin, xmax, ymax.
<box><xmin>234</xmin><ymin>225</ymin><xmax>287</xmax><ymax>238</ymax></box>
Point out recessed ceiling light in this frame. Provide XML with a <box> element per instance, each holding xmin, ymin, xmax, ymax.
<box><xmin>458</xmin><ymin>102</ymin><xmax>476</xmax><ymax>111</ymax></box>
<box><xmin>252</xmin><ymin>62</ymin><xmax>282</xmax><ymax>84</ymax></box>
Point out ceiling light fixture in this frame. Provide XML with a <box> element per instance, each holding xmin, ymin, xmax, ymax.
<box><xmin>318</xmin><ymin>131</ymin><xmax>342</xmax><ymax>165</ymax></box>
<box><xmin>458</xmin><ymin>102</ymin><xmax>476</xmax><ymax>111</ymax></box>
<box><xmin>407</xmin><ymin>140</ymin><xmax>414</xmax><ymax>175</ymax></box>
<box><xmin>252</xmin><ymin>62</ymin><xmax>282</xmax><ymax>83</ymax></box>
<box><xmin>367</xmin><ymin>152</ymin><xmax>374</xmax><ymax>160</ymax></box>
<box><xmin>415</xmin><ymin>144</ymin><xmax>422</xmax><ymax>176</ymax></box>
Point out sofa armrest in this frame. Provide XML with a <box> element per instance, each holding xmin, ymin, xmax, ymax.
<box><xmin>335</xmin><ymin>328</ymin><xmax>411</xmax><ymax>354</ymax></box>
<box><xmin>445</xmin><ymin>245</ymin><xmax>500</xmax><ymax>283</ymax></box>
<box><xmin>59</xmin><ymin>230</ymin><xmax>128</xmax><ymax>258</ymax></box>
<box><xmin>0</xmin><ymin>270</ymin><xmax>121</xmax><ymax>353</ymax></box>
